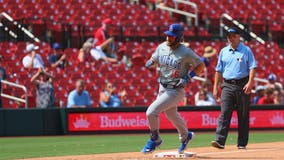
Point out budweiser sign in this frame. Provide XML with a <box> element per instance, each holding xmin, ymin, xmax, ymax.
<box><xmin>68</xmin><ymin>110</ymin><xmax>284</xmax><ymax>132</ymax></box>
<box><xmin>100</xmin><ymin>115</ymin><xmax>149</xmax><ymax>128</ymax></box>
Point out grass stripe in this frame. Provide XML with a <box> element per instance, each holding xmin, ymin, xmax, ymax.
<box><xmin>0</xmin><ymin>131</ymin><xmax>284</xmax><ymax>160</ymax></box>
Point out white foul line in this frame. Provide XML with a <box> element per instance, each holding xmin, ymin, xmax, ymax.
<box><xmin>198</xmin><ymin>148</ymin><xmax>280</xmax><ymax>156</ymax></box>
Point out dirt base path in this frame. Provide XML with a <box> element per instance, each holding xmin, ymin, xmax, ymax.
<box><xmin>23</xmin><ymin>141</ymin><xmax>284</xmax><ymax>160</ymax></box>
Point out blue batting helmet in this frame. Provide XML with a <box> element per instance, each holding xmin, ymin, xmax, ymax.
<box><xmin>164</xmin><ymin>23</ymin><xmax>184</xmax><ymax>38</ymax></box>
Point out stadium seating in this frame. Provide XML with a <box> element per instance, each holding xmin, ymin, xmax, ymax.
<box><xmin>0</xmin><ymin>0</ymin><xmax>283</xmax><ymax>108</ymax></box>
<box><xmin>1</xmin><ymin>40</ymin><xmax>283</xmax><ymax>108</ymax></box>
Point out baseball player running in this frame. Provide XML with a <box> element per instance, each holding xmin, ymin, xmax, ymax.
<box><xmin>141</xmin><ymin>23</ymin><xmax>205</xmax><ymax>154</ymax></box>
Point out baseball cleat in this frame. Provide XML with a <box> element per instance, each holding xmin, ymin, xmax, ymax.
<box><xmin>178</xmin><ymin>132</ymin><xmax>194</xmax><ymax>154</ymax></box>
<box><xmin>211</xmin><ymin>140</ymin><xmax>225</xmax><ymax>149</ymax></box>
<box><xmin>141</xmin><ymin>139</ymin><xmax>162</xmax><ymax>154</ymax></box>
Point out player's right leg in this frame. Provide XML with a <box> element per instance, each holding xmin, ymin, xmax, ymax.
<box><xmin>141</xmin><ymin>87</ymin><xmax>169</xmax><ymax>153</ymax></box>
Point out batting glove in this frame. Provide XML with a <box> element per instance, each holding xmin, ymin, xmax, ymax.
<box><xmin>176</xmin><ymin>78</ymin><xmax>188</xmax><ymax>88</ymax></box>
<box><xmin>176</xmin><ymin>71</ymin><xmax>196</xmax><ymax>88</ymax></box>
<box><xmin>145</xmin><ymin>59</ymin><xmax>154</xmax><ymax>68</ymax></box>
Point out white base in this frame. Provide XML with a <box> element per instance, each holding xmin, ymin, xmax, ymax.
<box><xmin>153</xmin><ymin>151</ymin><xmax>196</xmax><ymax>158</ymax></box>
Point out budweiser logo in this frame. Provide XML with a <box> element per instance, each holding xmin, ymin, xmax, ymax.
<box><xmin>100</xmin><ymin>115</ymin><xmax>149</xmax><ymax>128</ymax></box>
<box><xmin>201</xmin><ymin>114</ymin><xmax>256</xmax><ymax>126</ymax></box>
<box><xmin>270</xmin><ymin>113</ymin><xmax>284</xmax><ymax>125</ymax></box>
<box><xmin>201</xmin><ymin>114</ymin><xmax>237</xmax><ymax>126</ymax></box>
<box><xmin>73</xmin><ymin>114</ymin><xmax>90</xmax><ymax>128</ymax></box>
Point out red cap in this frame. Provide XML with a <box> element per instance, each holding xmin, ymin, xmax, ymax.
<box><xmin>103</xmin><ymin>18</ymin><xmax>112</xmax><ymax>24</ymax></box>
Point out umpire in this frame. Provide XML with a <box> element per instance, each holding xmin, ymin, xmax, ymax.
<box><xmin>211</xmin><ymin>28</ymin><xmax>257</xmax><ymax>149</ymax></box>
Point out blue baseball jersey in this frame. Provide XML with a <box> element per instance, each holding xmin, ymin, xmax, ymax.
<box><xmin>215</xmin><ymin>42</ymin><xmax>257</xmax><ymax>79</ymax></box>
<box><xmin>151</xmin><ymin>42</ymin><xmax>202</xmax><ymax>84</ymax></box>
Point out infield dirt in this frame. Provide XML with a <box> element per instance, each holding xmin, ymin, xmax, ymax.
<box><xmin>22</xmin><ymin>141</ymin><xmax>284</xmax><ymax>160</ymax></box>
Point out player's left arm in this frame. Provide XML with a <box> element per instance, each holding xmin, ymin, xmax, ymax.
<box><xmin>176</xmin><ymin>61</ymin><xmax>205</xmax><ymax>88</ymax></box>
<box><xmin>185</xmin><ymin>48</ymin><xmax>205</xmax><ymax>79</ymax></box>
<box><xmin>176</xmin><ymin>47</ymin><xmax>205</xmax><ymax>87</ymax></box>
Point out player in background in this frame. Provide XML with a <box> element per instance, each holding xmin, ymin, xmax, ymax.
<box><xmin>141</xmin><ymin>23</ymin><xmax>205</xmax><ymax>154</ymax></box>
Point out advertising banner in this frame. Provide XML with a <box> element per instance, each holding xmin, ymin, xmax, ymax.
<box><xmin>68</xmin><ymin>110</ymin><xmax>284</xmax><ymax>132</ymax></box>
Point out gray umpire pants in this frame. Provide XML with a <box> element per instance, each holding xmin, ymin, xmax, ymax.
<box><xmin>146</xmin><ymin>84</ymin><xmax>188</xmax><ymax>142</ymax></box>
<box><xmin>215</xmin><ymin>81</ymin><xmax>250</xmax><ymax>147</ymax></box>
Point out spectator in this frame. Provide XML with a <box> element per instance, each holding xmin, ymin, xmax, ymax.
<box><xmin>273</xmin><ymin>89</ymin><xmax>284</xmax><ymax>105</ymax></box>
<box><xmin>77</xmin><ymin>42</ymin><xmax>93</xmax><ymax>63</ymax></box>
<box><xmin>195</xmin><ymin>89</ymin><xmax>216</xmax><ymax>106</ymax></box>
<box><xmin>0</xmin><ymin>65</ymin><xmax>6</xmax><ymax>108</ymax></box>
<box><xmin>67</xmin><ymin>79</ymin><xmax>91</xmax><ymax>108</ymax></box>
<box><xmin>48</xmin><ymin>42</ymin><xmax>67</xmax><ymax>69</ymax></box>
<box><xmin>22</xmin><ymin>43</ymin><xmax>45</xmax><ymax>69</ymax></box>
<box><xmin>90</xmin><ymin>37</ymin><xmax>117</xmax><ymax>63</ymax></box>
<box><xmin>94</xmin><ymin>18</ymin><xmax>115</xmax><ymax>57</ymax></box>
<box><xmin>265</xmin><ymin>73</ymin><xmax>283</xmax><ymax>91</ymax></box>
<box><xmin>201</xmin><ymin>46</ymin><xmax>217</xmax><ymax>68</ymax></box>
<box><xmin>201</xmin><ymin>46</ymin><xmax>217</xmax><ymax>80</ymax></box>
<box><xmin>257</xmin><ymin>87</ymin><xmax>274</xmax><ymax>105</ymax></box>
<box><xmin>99</xmin><ymin>82</ymin><xmax>127</xmax><ymax>108</ymax></box>
<box><xmin>30</xmin><ymin>68</ymin><xmax>55</xmax><ymax>108</ymax></box>
<box><xmin>252</xmin><ymin>85</ymin><xmax>265</xmax><ymax>104</ymax></box>
<box><xmin>195</xmin><ymin>80</ymin><xmax>216</xmax><ymax>105</ymax></box>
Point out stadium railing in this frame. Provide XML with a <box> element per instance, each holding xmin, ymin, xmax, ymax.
<box><xmin>220</xmin><ymin>13</ymin><xmax>265</xmax><ymax>44</ymax></box>
<box><xmin>156</xmin><ymin>0</ymin><xmax>198</xmax><ymax>27</ymax></box>
<box><xmin>1</xmin><ymin>80</ymin><xmax>28</xmax><ymax>108</ymax></box>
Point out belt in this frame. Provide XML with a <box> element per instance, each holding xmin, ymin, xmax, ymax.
<box><xmin>161</xmin><ymin>83</ymin><xmax>180</xmax><ymax>89</ymax></box>
<box><xmin>224</xmin><ymin>76</ymin><xmax>249</xmax><ymax>85</ymax></box>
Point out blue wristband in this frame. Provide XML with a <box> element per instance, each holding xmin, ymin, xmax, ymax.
<box><xmin>189</xmin><ymin>71</ymin><xmax>196</xmax><ymax>78</ymax></box>
<box><xmin>184</xmin><ymin>71</ymin><xmax>196</xmax><ymax>81</ymax></box>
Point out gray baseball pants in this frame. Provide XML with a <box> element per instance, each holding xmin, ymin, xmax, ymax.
<box><xmin>146</xmin><ymin>84</ymin><xmax>188</xmax><ymax>142</ymax></box>
<box><xmin>215</xmin><ymin>82</ymin><xmax>250</xmax><ymax>146</ymax></box>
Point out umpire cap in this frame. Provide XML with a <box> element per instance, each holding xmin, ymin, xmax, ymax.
<box><xmin>226</xmin><ymin>27</ymin><xmax>240</xmax><ymax>35</ymax></box>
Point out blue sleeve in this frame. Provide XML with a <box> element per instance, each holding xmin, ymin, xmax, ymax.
<box><xmin>247</xmin><ymin>47</ymin><xmax>257</xmax><ymax>69</ymax></box>
<box><xmin>85</xmin><ymin>91</ymin><xmax>91</xmax><ymax>107</ymax></box>
<box><xmin>38</xmin><ymin>55</ymin><xmax>45</xmax><ymax>66</ymax></box>
<box><xmin>67</xmin><ymin>91</ymin><xmax>75</xmax><ymax>108</ymax></box>
<box><xmin>215</xmin><ymin>50</ymin><xmax>223</xmax><ymax>73</ymax></box>
<box><xmin>48</xmin><ymin>55</ymin><xmax>55</xmax><ymax>64</ymax></box>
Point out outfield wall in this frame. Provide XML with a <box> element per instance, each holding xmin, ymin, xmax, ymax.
<box><xmin>0</xmin><ymin>105</ymin><xmax>284</xmax><ymax>136</ymax></box>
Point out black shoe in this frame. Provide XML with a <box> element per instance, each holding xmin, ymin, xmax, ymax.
<box><xmin>211</xmin><ymin>141</ymin><xmax>224</xmax><ymax>149</ymax></box>
<box><xmin>238</xmin><ymin>145</ymin><xmax>246</xmax><ymax>149</ymax></box>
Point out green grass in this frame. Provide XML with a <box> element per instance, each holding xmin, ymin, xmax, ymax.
<box><xmin>1</xmin><ymin>131</ymin><xmax>284</xmax><ymax>160</ymax></box>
